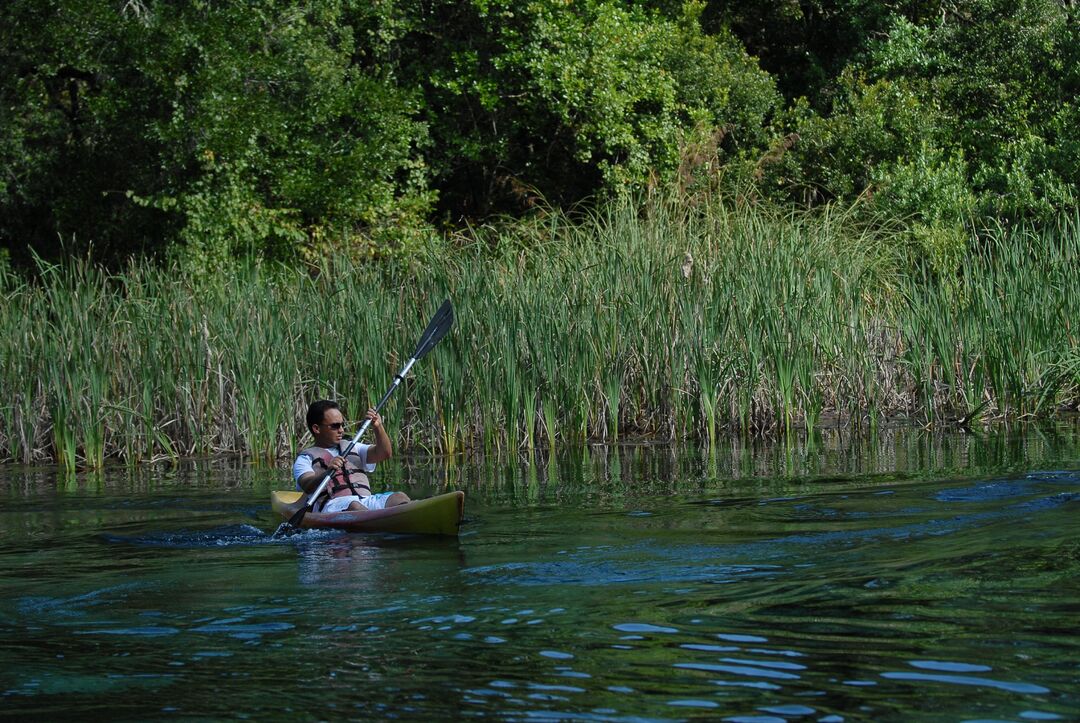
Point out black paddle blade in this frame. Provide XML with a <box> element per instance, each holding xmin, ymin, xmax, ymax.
<box><xmin>275</xmin><ymin>493</ymin><xmax>317</xmax><ymax>537</ymax></box>
<box><xmin>412</xmin><ymin>299</ymin><xmax>454</xmax><ymax>360</ymax></box>
<box><xmin>285</xmin><ymin>506</ymin><xmax>308</xmax><ymax>530</ymax></box>
<box><xmin>272</xmin><ymin>520</ymin><xmax>302</xmax><ymax>538</ymax></box>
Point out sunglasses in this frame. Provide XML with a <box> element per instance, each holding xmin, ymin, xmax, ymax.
<box><xmin>322</xmin><ymin>422</ymin><xmax>345</xmax><ymax>430</ymax></box>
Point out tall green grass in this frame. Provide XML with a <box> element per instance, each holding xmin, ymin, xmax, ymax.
<box><xmin>1</xmin><ymin>200</ymin><xmax>1077</xmax><ymax>466</ymax></box>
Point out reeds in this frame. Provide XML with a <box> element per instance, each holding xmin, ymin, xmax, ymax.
<box><xmin>1</xmin><ymin>200</ymin><xmax>1077</xmax><ymax>466</ymax></box>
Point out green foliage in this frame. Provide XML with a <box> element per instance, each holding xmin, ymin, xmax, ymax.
<box><xmin>521</xmin><ymin>1</ymin><xmax>778</xmax><ymax>192</ymax></box>
<box><xmin>3</xmin><ymin>200</ymin><xmax>1077</xmax><ymax>464</ymax></box>
<box><xmin>863</xmin><ymin>0</ymin><xmax>1079</xmax><ymax>223</ymax></box>
<box><xmin>872</xmin><ymin>143</ymin><xmax>976</xmax><ymax>276</ymax></box>
<box><xmin>755</xmin><ymin>0</ymin><xmax>1077</xmax><ymax>271</ymax></box>
<box><xmin>138</xmin><ymin>0</ymin><xmax>435</xmax><ymax>266</ymax></box>
<box><xmin>1</xmin><ymin>0</ymin><xmax>434</xmax><ymax>266</ymax></box>
<box><xmin>411</xmin><ymin>0</ymin><xmax>780</xmax><ymax>214</ymax></box>
<box><xmin>0</xmin><ymin>0</ymin><xmax>169</xmax><ymax>261</ymax></box>
<box><xmin>770</xmin><ymin>73</ymin><xmax>931</xmax><ymax>203</ymax></box>
<box><xmin>700</xmin><ymin>0</ymin><xmax>900</xmax><ymax>101</ymax></box>
<box><xmin>151</xmin><ymin>156</ymin><xmax>307</xmax><ymax>269</ymax></box>
<box><xmin>0</xmin><ymin>0</ymin><xmax>1076</xmax><ymax>268</ymax></box>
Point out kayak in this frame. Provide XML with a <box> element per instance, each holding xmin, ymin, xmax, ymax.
<box><xmin>271</xmin><ymin>490</ymin><xmax>465</xmax><ymax>536</ymax></box>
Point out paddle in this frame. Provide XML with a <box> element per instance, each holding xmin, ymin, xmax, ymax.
<box><xmin>277</xmin><ymin>299</ymin><xmax>454</xmax><ymax>535</ymax></box>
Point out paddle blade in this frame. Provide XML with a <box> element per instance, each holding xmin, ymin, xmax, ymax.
<box><xmin>412</xmin><ymin>299</ymin><xmax>454</xmax><ymax>360</ymax></box>
<box><xmin>285</xmin><ymin>505</ymin><xmax>308</xmax><ymax>530</ymax></box>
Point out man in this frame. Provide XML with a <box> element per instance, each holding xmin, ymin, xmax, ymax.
<box><xmin>292</xmin><ymin>399</ymin><xmax>410</xmax><ymax>513</ymax></box>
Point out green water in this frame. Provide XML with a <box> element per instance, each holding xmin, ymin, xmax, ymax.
<box><xmin>1</xmin><ymin>426</ymin><xmax>1078</xmax><ymax>721</ymax></box>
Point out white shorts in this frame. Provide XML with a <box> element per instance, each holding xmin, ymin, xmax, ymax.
<box><xmin>320</xmin><ymin>492</ymin><xmax>396</xmax><ymax>513</ymax></box>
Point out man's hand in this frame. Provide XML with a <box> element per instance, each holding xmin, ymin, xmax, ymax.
<box><xmin>365</xmin><ymin>406</ymin><xmax>393</xmax><ymax>464</ymax></box>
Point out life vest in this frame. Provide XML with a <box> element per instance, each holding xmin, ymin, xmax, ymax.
<box><xmin>298</xmin><ymin>446</ymin><xmax>372</xmax><ymax>511</ymax></box>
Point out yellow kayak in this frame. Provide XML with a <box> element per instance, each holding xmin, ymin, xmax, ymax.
<box><xmin>271</xmin><ymin>490</ymin><xmax>465</xmax><ymax>536</ymax></box>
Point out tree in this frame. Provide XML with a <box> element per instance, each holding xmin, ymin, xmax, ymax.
<box><xmin>0</xmin><ymin>0</ymin><xmax>434</xmax><ymax>266</ymax></box>
<box><xmin>400</xmin><ymin>0</ymin><xmax>780</xmax><ymax>217</ymax></box>
<box><xmin>0</xmin><ymin>0</ymin><xmax>170</xmax><ymax>262</ymax></box>
<box><xmin>757</xmin><ymin>0</ymin><xmax>1079</xmax><ymax>273</ymax></box>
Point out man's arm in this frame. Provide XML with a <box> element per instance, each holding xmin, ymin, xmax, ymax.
<box><xmin>297</xmin><ymin>468</ymin><xmax>328</xmax><ymax>495</ymax></box>
<box><xmin>294</xmin><ymin>455</ymin><xmax>345</xmax><ymax>494</ymax></box>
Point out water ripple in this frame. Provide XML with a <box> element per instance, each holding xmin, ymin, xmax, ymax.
<box><xmin>674</xmin><ymin>662</ymin><xmax>802</xmax><ymax>680</ymax></box>
<box><xmin>880</xmin><ymin>671</ymin><xmax>1050</xmax><ymax>695</ymax></box>
<box><xmin>73</xmin><ymin>626</ymin><xmax>179</xmax><ymax>636</ymax></box>
<box><xmin>613</xmin><ymin>623</ymin><xmax>679</xmax><ymax>634</ymax></box>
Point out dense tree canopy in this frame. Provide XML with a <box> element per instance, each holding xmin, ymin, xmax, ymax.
<box><xmin>1</xmin><ymin>0</ymin><xmax>1076</xmax><ymax>268</ymax></box>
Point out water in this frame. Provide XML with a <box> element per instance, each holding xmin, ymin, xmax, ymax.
<box><xmin>1</xmin><ymin>426</ymin><xmax>1078</xmax><ymax>721</ymax></box>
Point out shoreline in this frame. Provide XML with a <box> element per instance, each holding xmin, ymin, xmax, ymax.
<box><xmin>3</xmin><ymin>413</ymin><xmax>1078</xmax><ymax>471</ymax></box>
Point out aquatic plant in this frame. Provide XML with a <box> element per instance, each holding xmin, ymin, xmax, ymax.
<box><xmin>0</xmin><ymin>203</ymin><xmax>1076</xmax><ymax>466</ymax></box>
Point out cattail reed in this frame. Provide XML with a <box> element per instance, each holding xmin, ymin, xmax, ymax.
<box><xmin>0</xmin><ymin>200</ymin><xmax>1076</xmax><ymax>466</ymax></box>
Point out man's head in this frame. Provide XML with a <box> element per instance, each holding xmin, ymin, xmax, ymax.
<box><xmin>306</xmin><ymin>399</ymin><xmax>345</xmax><ymax>447</ymax></box>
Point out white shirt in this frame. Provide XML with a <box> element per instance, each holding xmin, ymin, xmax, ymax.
<box><xmin>292</xmin><ymin>442</ymin><xmax>375</xmax><ymax>491</ymax></box>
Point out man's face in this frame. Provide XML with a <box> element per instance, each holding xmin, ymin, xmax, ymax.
<box><xmin>313</xmin><ymin>408</ymin><xmax>346</xmax><ymax>447</ymax></box>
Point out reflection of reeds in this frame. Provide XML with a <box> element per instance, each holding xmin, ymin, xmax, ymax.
<box><xmin>1</xmin><ymin>202</ymin><xmax>1077</xmax><ymax>466</ymax></box>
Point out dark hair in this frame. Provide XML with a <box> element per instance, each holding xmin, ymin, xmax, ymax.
<box><xmin>306</xmin><ymin>399</ymin><xmax>340</xmax><ymax>433</ymax></box>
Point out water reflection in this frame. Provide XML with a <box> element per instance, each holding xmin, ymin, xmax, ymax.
<box><xmin>293</xmin><ymin>533</ymin><xmax>467</xmax><ymax>588</ymax></box>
